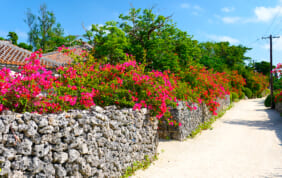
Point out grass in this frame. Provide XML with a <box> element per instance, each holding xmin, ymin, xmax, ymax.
<box><xmin>187</xmin><ymin>103</ymin><xmax>234</xmax><ymax>139</ymax></box>
<box><xmin>121</xmin><ymin>154</ymin><xmax>158</xmax><ymax>178</ymax></box>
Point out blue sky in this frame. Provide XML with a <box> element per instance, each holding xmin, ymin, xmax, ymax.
<box><xmin>1</xmin><ymin>0</ymin><xmax>282</xmax><ymax>65</ymax></box>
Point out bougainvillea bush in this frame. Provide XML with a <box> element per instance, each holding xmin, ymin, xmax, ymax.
<box><xmin>0</xmin><ymin>47</ymin><xmax>268</xmax><ymax>126</ymax></box>
<box><xmin>55</xmin><ymin>48</ymin><xmax>181</xmax><ymax>124</ymax></box>
<box><xmin>177</xmin><ymin>65</ymin><xmax>231</xmax><ymax>115</ymax></box>
<box><xmin>273</xmin><ymin>63</ymin><xmax>282</xmax><ymax>103</ymax></box>
<box><xmin>0</xmin><ymin>51</ymin><xmax>60</xmax><ymax>113</ymax></box>
<box><xmin>245</xmin><ymin>71</ymin><xmax>269</xmax><ymax>98</ymax></box>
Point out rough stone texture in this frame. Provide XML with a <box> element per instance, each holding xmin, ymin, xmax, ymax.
<box><xmin>0</xmin><ymin>106</ymin><xmax>158</xmax><ymax>177</ymax></box>
<box><xmin>158</xmin><ymin>95</ymin><xmax>230</xmax><ymax>141</ymax></box>
<box><xmin>215</xmin><ymin>95</ymin><xmax>230</xmax><ymax>113</ymax></box>
<box><xmin>275</xmin><ymin>102</ymin><xmax>282</xmax><ymax>113</ymax></box>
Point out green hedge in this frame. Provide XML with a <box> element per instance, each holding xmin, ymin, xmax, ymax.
<box><xmin>244</xmin><ymin>88</ymin><xmax>252</xmax><ymax>98</ymax></box>
<box><xmin>264</xmin><ymin>94</ymin><xmax>274</xmax><ymax>107</ymax></box>
<box><xmin>231</xmin><ymin>92</ymin><xmax>239</xmax><ymax>102</ymax></box>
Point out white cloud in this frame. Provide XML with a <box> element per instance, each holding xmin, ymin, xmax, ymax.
<box><xmin>218</xmin><ymin>4</ymin><xmax>282</xmax><ymax>24</ymax></box>
<box><xmin>207</xmin><ymin>34</ymin><xmax>240</xmax><ymax>44</ymax></box>
<box><xmin>254</xmin><ymin>6</ymin><xmax>282</xmax><ymax>22</ymax></box>
<box><xmin>180</xmin><ymin>3</ymin><xmax>190</xmax><ymax>9</ymax></box>
<box><xmin>222</xmin><ymin>17</ymin><xmax>241</xmax><ymax>24</ymax></box>
<box><xmin>221</xmin><ymin>7</ymin><xmax>235</xmax><ymax>13</ymax></box>
<box><xmin>180</xmin><ymin>3</ymin><xmax>204</xmax><ymax>16</ymax></box>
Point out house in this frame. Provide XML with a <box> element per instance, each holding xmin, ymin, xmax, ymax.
<box><xmin>0</xmin><ymin>40</ymin><xmax>93</xmax><ymax>72</ymax></box>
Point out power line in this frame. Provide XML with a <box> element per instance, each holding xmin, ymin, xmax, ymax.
<box><xmin>263</xmin><ymin>6</ymin><xmax>282</xmax><ymax>36</ymax></box>
<box><xmin>246</xmin><ymin>37</ymin><xmax>260</xmax><ymax>47</ymax></box>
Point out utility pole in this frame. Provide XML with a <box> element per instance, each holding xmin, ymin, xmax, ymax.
<box><xmin>262</xmin><ymin>35</ymin><xmax>280</xmax><ymax>109</ymax></box>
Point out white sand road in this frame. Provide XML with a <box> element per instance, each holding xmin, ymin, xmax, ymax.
<box><xmin>133</xmin><ymin>98</ymin><xmax>282</xmax><ymax>178</ymax></box>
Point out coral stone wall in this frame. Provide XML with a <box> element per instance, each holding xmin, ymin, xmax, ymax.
<box><xmin>0</xmin><ymin>106</ymin><xmax>158</xmax><ymax>177</ymax></box>
<box><xmin>275</xmin><ymin>102</ymin><xmax>282</xmax><ymax>114</ymax></box>
<box><xmin>158</xmin><ymin>95</ymin><xmax>230</xmax><ymax>141</ymax></box>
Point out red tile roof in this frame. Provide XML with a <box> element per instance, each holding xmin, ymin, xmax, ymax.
<box><xmin>0</xmin><ymin>40</ymin><xmax>92</xmax><ymax>69</ymax></box>
<box><xmin>42</xmin><ymin>48</ymin><xmax>85</xmax><ymax>65</ymax></box>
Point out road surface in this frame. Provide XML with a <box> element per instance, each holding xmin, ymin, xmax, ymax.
<box><xmin>133</xmin><ymin>98</ymin><xmax>282</xmax><ymax>178</ymax></box>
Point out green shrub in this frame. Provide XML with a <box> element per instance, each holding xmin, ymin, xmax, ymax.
<box><xmin>239</xmin><ymin>92</ymin><xmax>245</xmax><ymax>99</ymax></box>
<box><xmin>264</xmin><ymin>94</ymin><xmax>274</xmax><ymax>107</ymax></box>
<box><xmin>244</xmin><ymin>88</ymin><xmax>252</xmax><ymax>98</ymax></box>
<box><xmin>231</xmin><ymin>92</ymin><xmax>239</xmax><ymax>102</ymax></box>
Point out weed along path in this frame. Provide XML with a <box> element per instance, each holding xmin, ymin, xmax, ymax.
<box><xmin>133</xmin><ymin>98</ymin><xmax>282</xmax><ymax>178</ymax></box>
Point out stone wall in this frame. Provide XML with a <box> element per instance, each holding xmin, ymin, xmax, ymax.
<box><xmin>275</xmin><ymin>102</ymin><xmax>282</xmax><ymax>114</ymax></box>
<box><xmin>158</xmin><ymin>95</ymin><xmax>230</xmax><ymax>141</ymax></box>
<box><xmin>0</xmin><ymin>106</ymin><xmax>158</xmax><ymax>177</ymax></box>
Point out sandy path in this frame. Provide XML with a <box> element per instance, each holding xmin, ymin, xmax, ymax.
<box><xmin>133</xmin><ymin>98</ymin><xmax>282</xmax><ymax>178</ymax></box>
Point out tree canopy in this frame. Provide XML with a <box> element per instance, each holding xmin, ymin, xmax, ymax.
<box><xmin>7</xmin><ymin>32</ymin><xmax>18</xmax><ymax>45</ymax></box>
<box><xmin>84</xmin><ymin>8</ymin><xmax>202</xmax><ymax>72</ymax></box>
<box><xmin>25</xmin><ymin>4</ymin><xmax>79</xmax><ymax>53</ymax></box>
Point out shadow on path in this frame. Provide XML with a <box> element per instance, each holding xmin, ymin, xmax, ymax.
<box><xmin>224</xmin><ymin>99</ymin><xmax>282</xmax><ymax>146</ymax></box>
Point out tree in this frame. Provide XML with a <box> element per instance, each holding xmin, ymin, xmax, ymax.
<box><xmin>119</xmin><ymin>8</ymin><xmax>172</xmax><ymax>67</ymax></box>
<box><xmin>18</xmin><ymin>42</ymin><xmax>33</xmax><ymax>51</ymax></box>
<box><xmin>7</xmin><ymin>32</ymin><xmax>18</xmax><ymax>45</ymax></box>
<box><xmin>199</xmin><ymin>42</ymin><xmax>251</xmax><ymax>71</ymax></box>
<box><xmin>24</xmin><ymin>4</ymin><xmax>65</xmax><ymax>52</ymax></box>
<box><xmin>254</xmin><ymin>61</ymin><xmax>275</xmax><ymax>76</ymax></box>
<box><xmin>84</xmin><ymin>21</ymin><xmax>129</xmax><ymax>64</ymax></box>
<box><xmin>119</xmin><ymin>8</ymin><xmax>204</xmax><ymax>72</ymax></box>
<box><xmin>84</xmin><ymin>7</ymin><xmax>204</xmax><ymax>72</ymax></box>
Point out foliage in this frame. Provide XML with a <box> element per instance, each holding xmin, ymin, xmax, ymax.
<box><xmin>273</xmin><ymin>63</ymin><xmax>282</xmax><ymax>103</ymax></box>
<box><xmin>254</xmin><ymin>61</ymin><xmax>274</xmax><ymax>76</ymax></box>
<box><xmin>231</xmin><ymin>92</ymin><xmax>239</xmax><ymax>102</ymax></box>
<box><xmin>55</xmin><ymin>47</ymin><xmax>181</xmax><ymax>124</ymax></box>
<box><xmin>124</xmin><ymin>155</ymin><xmax>157</xmax><ymax>177</ymax></box>
<box><xmin>198</xmin><ymin>41</ymin><xmax>269</xmax><ymax>98</ymax></box>
<box><xmin>24</xmin><ymin>4</ymin><xmax>77</xmax><ymax>53</ymax></box>
<box><xmin>83</xmin><ymin>7</ymin><xmax>268</xmax><ymax>97</ymax></box>
<box><xmin>83</xmin><ymin>21</ymin><xmax>129</xmax><ymax>64</ymax></box>
<box><xmin>0</xmin><ymin>51</ymin><xmax>58</xmax><ymax>113</ymax></box>
<box><xmin>0</xmin><ymin>32</ymin><xmax>33</xmax><ymax>51</ymax></box>
<box><xmin>7</xmin><ymin>32</ymin><xmax>18</xmax><ymax>45</ymax></box>
<box><xmin>0</xmin><ymin>46</ymin><xmax>248</xmax><ymax>128</ymax></box>
<box><xmin>273</xmin><ymin>63</ymin><xmax>282</xmax><ymax>91</ymax></box>
<box><xmin>122</xmin><ymin>155</ymin><xmax>157</xmax><ymax>178</ymax></box>
<box><xmin>84</xmin><ymin>8</ymin><xmax>201</xmax><ymax>72</ymax></box>
<box><xmin>264</xmin><ymin>94</ymin><xmax>272</xmax><ymax>107</ymax></box>
<box><xmin>227</xmin><ymin>70</ymin><xmax>246</xmax><ymax>98</ymax></box>
<box><xmin>274</xmin><ymin>90</ymin><xmax>282</xmax><ymax>103</ymax></box>
<box><xmin>274</xmin><ymin>77</ymin><xmax>282</xmax><ymax>90</ymax></box>
<box><xmin>242</xmin><ymin>70</ymin><xmax>269</xmax><ymax>98</ymax></box>
<box><xmin>199</xmin><ymin>41</ymin><xmax>251</xmax><ymax>71</ymax></box>
<box><xmin>18</xmin><ymin>42</ymin><xmax>33</xmax><ymax>51</ymax></box>
<box><xmin>177</xmin><ymin>65</ymin><xmax>232</xmax><ymax>115</ymax></box>
<box><xmin>244</xmin><ymin>88</ymin><xmax>252</xmax><ymax>98</ymax></box>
